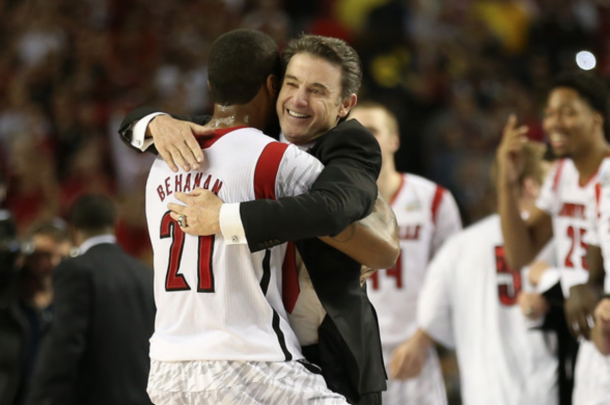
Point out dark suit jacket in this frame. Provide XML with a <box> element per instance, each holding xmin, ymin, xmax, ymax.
<box><xmin>0</xmin><ymin>278</ymin><xmax>30</xmax><ymax>405</ymax></box>
<box><xmin>119</xmin><ymin>108</ymin><xmax>387</xmax><ymax>404</ymax></box>
<box><xmin>26</xmin><ymin>243</ymin><xmax>155</xmax><ymax>405</ymax></box>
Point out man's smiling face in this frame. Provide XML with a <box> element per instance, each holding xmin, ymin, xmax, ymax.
<box><xmin>276</xmin><ymin>53</ymin><xmax>353</xmax><ymax>145</ymax></box>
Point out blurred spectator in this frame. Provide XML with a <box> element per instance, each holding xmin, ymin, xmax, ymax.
<box><xmin>0</xmin><ymin>218</ymin><xmax>72</xmax><ymax>405</ymax></box>
<box><xmin>26</xmin><ymin>195</ymin><xmax>155</xmax><ymax>405</ymax></box>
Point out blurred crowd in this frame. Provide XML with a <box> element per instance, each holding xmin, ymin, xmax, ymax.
<box><xmin>0</xmin><ymin>0</ymin><xmax>609</xmax><ymax>260</ymax></box>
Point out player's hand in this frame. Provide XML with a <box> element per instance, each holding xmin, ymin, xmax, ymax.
<box><xmin>148</xmin><ymin>115</ymin><xmax>211</xmax><ymax>172</ymax></box>
<box><xmin>594</xmin><ymin>298</ymin><xmax>610</xmax><ymax>333</ymax></box>
<box><xmin>565</xmin><ymin>283</ymin><xmax>603</xmax><ymax>340</ymax></box>
<box><xmin>527</xmin><ymin>260</ymin><xmax>550</xmax><ymax>286</ymax></box>
<box><xmin>168</xmin><ymin>189</ymin><xmax>224</xmax><ymax>236</ymax></box>
<box><xmin>518</xmin><ymin>292</ymin><xmax>549</xmax><ymax>320</ymax></box>
<box><xmin>496</xmin><ymin>114</ymin><xmax>529</xmax><ymax>187</ymax></box>
<box><xmin>389</xmin><ymin>329</ymin><xmax>432</xmax><ymax>380</ymax></box>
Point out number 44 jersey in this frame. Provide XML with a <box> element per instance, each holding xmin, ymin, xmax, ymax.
<box><xmin>145</xmin><ymin>127</ymin><xmax>323</xmax><ymax>363</ymax></box>
<box><xmin>366</xmin><ymin>173</ymin><xmax>462</xmax><ymax>348</ymax></box>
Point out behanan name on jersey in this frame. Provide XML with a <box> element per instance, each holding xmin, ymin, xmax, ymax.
<box><xmin>156</xmin><ymin>173</ymin><xmax>223</xmax><ymax>202</ymax></box>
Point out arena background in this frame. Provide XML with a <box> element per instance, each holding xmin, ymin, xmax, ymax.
<box><xmin>1</xmin><ymin>1</ymin><xmax>608</xmax><ymax>402</ymax></box>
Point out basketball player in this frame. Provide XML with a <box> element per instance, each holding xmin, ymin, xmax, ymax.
<box><xmin>145</xmin><ymin>29</ymin><xmax>347</xmax><ymax>404</ymax></box>
<box><xmin>497</xmin><ymin>71</ymin><xmax>610</xmax><ymax>404</ymax></box>
<box><xmin>418</xmin><ymin>142</ymin><xmax>559</xmax><ymax>405</ymax></box>
<box><xmin>347</xmin><ymin>101</ymin><xmax>461</xmax><ymax>405</ymax></box>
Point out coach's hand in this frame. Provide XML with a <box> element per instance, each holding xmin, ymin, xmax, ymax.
<box><xmin>168</xmin><ymin>189</ymin><xmax>223</xmax><ymax>236</ymax></box>
<box><xmin>518</xmin><ymin>292</ymin><xmax>549</xmax><ymax>320</ymax></box>
<box><xmin>565</xmin><ymin>283</ymin><xmax>603</xmax><ymax>340</ymax></box>
<box><xmin>389</xmin><ymin>329</ymin><xmax>431</xmax><ymax>380</ymax></box>
<box><xmin>496</xmin><ymin>114</ymin><xmax>529</xmax><ymax>187</ymax></box>
<box><xmin>148</xmin><ymin>115</ymin><xmax>211</xmax><ymax>172</ymax></box>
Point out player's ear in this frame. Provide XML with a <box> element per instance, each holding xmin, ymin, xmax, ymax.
<box><xmin>593</xmin><ymin>111</ymin><xmax>604</xmax><ymax>131</ymax></box>
<box><xmin>338</xmin><ymin>94</ymin><xmax>357</xmax><ymax>119</ymax></box>
<box><xmin>266</xmin><ymin>75</ymin><xmax>278</xmax><ymax>97</ymax></box>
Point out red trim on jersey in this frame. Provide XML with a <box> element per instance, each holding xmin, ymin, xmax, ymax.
<box><xmin>389</xmin><ymin>175</ymin><xmax>406</xmax><ymax>206</ymax></box>
<box><xmin>254</xmin><ymin>142</ymin><xmax>289</xmax><ymax>200</ymax></box>
<box><xmin>552</xmin><ymin>159</ymin><xmax>566</xmax><ymax>192</ymax></box>
<box><xmin>431</xmin><ymin>185</ymin><xmax>445</xmax><ymax>225</ymax></box>
<box><xmin>579</xmin><ymin>165</ymin><xmax>601</xmax><ymax>188</ymax></box>
<box><xmin>282</xmin><ymin>242</ymin><xmax>300</xmax><ymax>314</ymax></box>
<box><xmin>197</xmin><ymin>126</ymin><xmax>248</xmax><ymax>149</ymax></box>
<box><xmin>595</xmin><ymin>182</ymin><xmax>602</xmax><ymax>217</ymax></box>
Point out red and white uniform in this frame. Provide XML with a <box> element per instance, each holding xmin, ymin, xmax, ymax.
<box><xmin>366</xmin><ymin>174</ymin><xmax>462</xmax><ymax>405</ymax></box>
<box><xmin>538</xmin><ymin>158</ymin><xmax>610</xmax><ymax>405</ymax></box>
<box><xmin>418</xmin><ymin>215</ymin><xmax>559</xmax><ymax>405</ymax></box>
<box><xmin>577</xmin><ymin>157</ymin><xmax>610</xmax><ymax>405</ymax></box>
<box><xmin>536</xmin><ymin>159</ymin><xmax>594</xmax><ymax>294</ymax></box>
<box><xmin>145</xmin><ymin>127</ymin><xmax>348</xmax><ymax>404</ymax></box>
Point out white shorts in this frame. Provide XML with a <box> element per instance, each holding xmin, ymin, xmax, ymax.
<box><xmin>147</xmin><ymin>359</ymin><xmax>349</xmax><ymax>405</ymax></box>
<box><xmin>382</xmin><ymin>346</ymin><xmax>447</xmax><ymax>405</ymax></box>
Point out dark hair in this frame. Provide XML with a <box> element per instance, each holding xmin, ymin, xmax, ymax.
<box><xmin>283</xmin><ymin>34</ymin><xmax>362</xmax><ymax>100</ymax></box>
<box><xmin>551</xmin><ymin>71</ymin><xmax>610</xmax><ymax>139</ymax></box>
<box><xmin>208</xmin><ymin>29</ymin><xmax>281</xmax><ymax>106</ymax></box>
<box><xmin>70</xmin><ymin>194</ymin><xmax>116</xmax><ymax>232</ymax></box>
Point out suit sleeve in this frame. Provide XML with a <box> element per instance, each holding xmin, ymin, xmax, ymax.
<box><xmin>240</xmin><ymin>120</ymin><xmax>382</xmax><ymax>252</ymax></box>
<box><xmin>117</xmin><ymin>106</ymin><xmax>210</xmax><ymax>154</ymax></box>
<box><xmin>26</xmin><ymin>261</ymin><xmax>92</xmax><ymax>405</ymax></box>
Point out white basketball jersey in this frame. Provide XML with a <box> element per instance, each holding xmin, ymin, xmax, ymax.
<box><xmin>586</xmin><ymin>157</ymin><xmax>610</xmax><ymax>292</ymax></box>
<box><xmin>366</xmin><ymin>173</ymin><xmax>462</xmax><ymax>348</ymax></box>
<box><xmin>574</xmin><ymin>157</ymin><xmax>610</xmax><ymax>405</ymax></box>
<box><xmin>536</xmin><ymin>159</ymin><xmax>596</xmax><ymax>291</ymax></box>
<box><xmin>145</xmin><ymin>127</ymin><xmax>323</xmax><ymax>362</ymax></box>
<box><xmin>418</xmin><ymin>215</ymin><xmax>558</xmax><ymax>405</ymax></box>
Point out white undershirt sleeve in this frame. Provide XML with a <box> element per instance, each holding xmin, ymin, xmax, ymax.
<box><xmin>131</xmin><ymin>112</ymin><xmax>168</xmax><ymax>151</ymax></box>
<box><xmin>219</xmin><ymin>203</ymin><xmax>246</xmax><ymax>245</ymax></box>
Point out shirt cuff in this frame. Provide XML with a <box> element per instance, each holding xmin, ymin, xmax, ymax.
<box><xmin>131</xmin><ymin>112</ymin><xmax>167</xmax><ymax>151</ymax></box>
<box><xmin>219</xmin><ymin>203</ymin><xmax>247</xmax><ymax>245</ymax></box>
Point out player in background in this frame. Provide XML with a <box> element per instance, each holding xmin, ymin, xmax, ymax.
<box><xmin>578</xmin><ymin>156</ymin><xmax>610</xmax><ymax>385</ymax></box>
<box><xmin>417</xmin><ymin>142</ymin><xmax>559</xmax><ymax>405</ymax></box>
<box><xmin>145</xmin><ymin>29</ymin><xmax>349</xmax><ymax>404</ymax></box>
<box><xmin>497</xmin><ymin>71</ymin><xmax>610</xmax><ymax>404</ymax></box>
<box><xmin>348</xmin><ymin>101</ymin><xmax>461</xmax><ymax>405</ymax></box>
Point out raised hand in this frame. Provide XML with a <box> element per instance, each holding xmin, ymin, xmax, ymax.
<box><xmin>496</xmin><ymin>114</ymin><xmax>529</xmax><ymax>188</ymax></box>
<box><xmin>167</xmin><ymin>188</ymin><xmax>224</xmax><ymax>236</ymax></box>
<box><xmin>148</xmin><ymin>115</ymin><xmax>212</xmax><ymax>172</ymax></box>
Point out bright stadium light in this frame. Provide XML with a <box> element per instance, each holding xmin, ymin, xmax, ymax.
<box><xmin>576</xmin><ymin>51</ymin><xmax>596</xmax><ymax>71</ymax></box>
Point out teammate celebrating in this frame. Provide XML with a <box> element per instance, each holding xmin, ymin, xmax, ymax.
<box><xmin>145</xmin><ymin>28</ymin><xmax>347</xmax><ymax>404</ymax></box>
<box><xmin>418</xmin><ymin>142</ymin><xmax>559</xmax><ymax>405</ymax></box>
<box><xmin>349</xmin><ymin>101</ymin><xmax>461</xmax><ymax>405</ymax></box>
<box><xmin>497</xmin><ymin>71</ymin><xmax>610</xmax><ymax>404</ymax></box>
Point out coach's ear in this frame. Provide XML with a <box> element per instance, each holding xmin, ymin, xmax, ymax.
<box><xmin>338</xmin><ymin>94</ymin><xmax>357</xmax><ymax>118</ymax></box>
<box><xmin>266</xmin><ymin>75</ymin><xmax>278</xmax><ymax>97</ymax></box>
